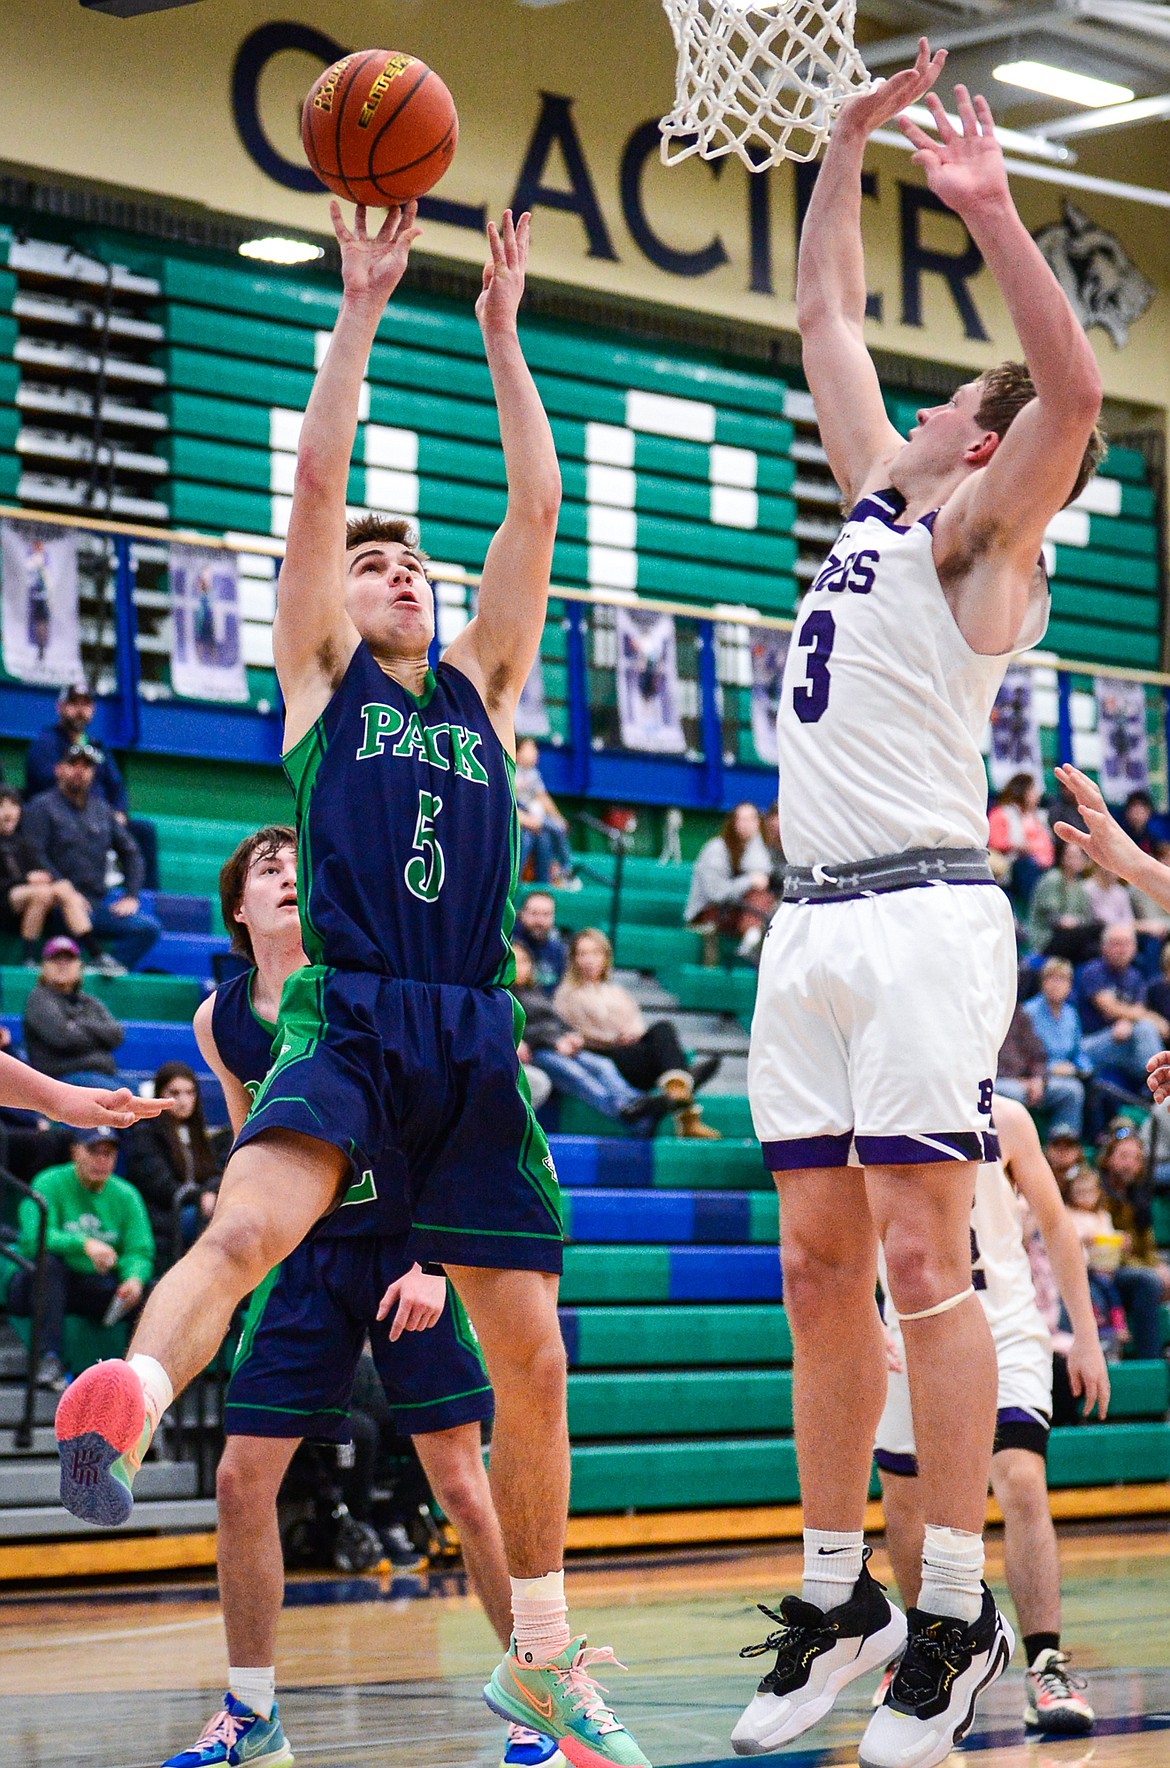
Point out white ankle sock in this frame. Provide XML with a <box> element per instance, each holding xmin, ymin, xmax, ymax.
<box><xmin>919</xmin><ymin>1524</ymin><xmax>984</xmax><ymax>1625</ymax></box>
<box><xmin>801</xmin><ymin>1528</ymin><xmax>865</xmax><ymax>1613</ymax></box>
<box><xmin>511</xmin><ymin>1569</ymin><xmax>571</xmax><ymax>1666</ymax></box>
<box><xmin>127</xmin><ymin>1354</ymin><xmax>173</xmax><ymax>1433</ymax></box>
<box><xmin>229</xmin><ymin>1666</ymin><xmax>275</xmax><ymax>1721</ymax></box>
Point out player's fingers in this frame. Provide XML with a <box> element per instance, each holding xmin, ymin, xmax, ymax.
<box><xmin>375</xmin><ymin>1282</ymin><xmax>401</xmax><ymax>1321</ymax></box>
<box><xmin>486</xmin><ymin>219</ymin><xmax>505</xmax><ymax>268</ymax></box>
<box><xmin>1051</xmin><ymin>821</ymin><xmax>1092</xmax><ymax>852</ymax></box>
<box><xmin>973</xmin><ymin>93</ymin><xmax>996</xmax><ymax>136</ymax></box>
<box><xmin>954</xmin><ymin>84</ymin><xmax>979</xmax><ymax>136</ymax></box>
<box><xmin>898</xmin><ymin>117</ymin><xmax>936</xmax><ymax>153</ymax></box>
<box><xmin>329</xmin><ymin>199</ymin><xmax>351</xmax><ymax>244</ymax></box>
<box><xmin>375</xmin><ymin>204</ymin><xmax>402</xmax><ymax>241</ymax></box>
<box><xmin>516</xmin><ymin>211</ymin><xmax>532</xmax><ymax>258</ymax></box>
<box><xmin>354</xmin><ymin>204</ymin><xmax>369</xmax><ymax>242</ymax></box>
<box><xmin>396</xmin><ymin>199</ymin><xmax>419</xmax><ymax>239</ymax></box>
<box><xmin>502</xmin><ymin>207</ymin><xmax>517</xmax><ymax>264</ymax></box>
<box><xmin>923</xmin><ymin>92</ymin><xmax>957</xmax><ymax>142</ymax></box>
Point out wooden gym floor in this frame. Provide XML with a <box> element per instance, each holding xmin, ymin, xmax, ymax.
<box><xmin>2</xmin><ymin>1522</ymin><xmax>1168</xmax><ymax>1767</ymax></box>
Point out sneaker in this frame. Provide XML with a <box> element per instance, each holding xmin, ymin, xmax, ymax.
<box><xmin>89</xmin><ymin>952</ymin><xmax>128</xmax><ymax>975</ymax></box>
<box><xmin>872</xmin><ymin>1658</ymin><xmax>901</xmax><ymax>1709</ymax></box>
<box><xmin>36</xmin><ymin>1352</ymin><xmax>69</xmax><ymax>1392</ymax></box>
<box><xmin>858</xmin><ymin>1585</ymin><xmax>1014</xmax><ymax>1768</ymax></box>
<box><xmin>501</xmin><ymin>1720</ymin><xmax>566</xmax><ymax>1768</ymax></box>
<box><xmin>1024</xmin><ymin>1648</ymin><xmax>1094</xmax><ymax>1735</ymax></box>
<box><xmin>484</xmin><ymin>1636</ymin><xmax>650</xmax><ymax>1768</ymax></box>
<box><xmin>162</xmin><ymin>1693</ymin><xmax>293</xmax><ymax>1765</ymax></box>
<box><xmin>55</xmin><ymin>1358</ymin><xmax>153</xmax><ymax>1526</ymax></box>
<box><xmin>731</xmin><ymin>1554</ymin><xmax>908</xmax><ymax>1755</ymax></box>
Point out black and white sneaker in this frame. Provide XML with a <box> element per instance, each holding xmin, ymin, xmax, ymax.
<box><xmin>731</xmin><ymin>1553</ymin><xmax>908</xmax><ymax>1755</ymax></box>
<box><xmin>858</xmin><ymin>1584</ymin><xmax>1014</xmax><ymax>1768</ymax></box>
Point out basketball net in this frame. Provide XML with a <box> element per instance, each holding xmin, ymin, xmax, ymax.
<box><xmin>660</xmin><ymin>0</ymin><xmax>875</xmax><ymax>169</ymax></box>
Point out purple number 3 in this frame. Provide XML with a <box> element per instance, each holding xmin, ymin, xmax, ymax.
<box><xmin>792</xmin><ymin>609</ymin><xmax>836</xmax><ymax>725</ymax></box>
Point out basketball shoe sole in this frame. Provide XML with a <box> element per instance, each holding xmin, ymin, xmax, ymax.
<box><xmin>56</xmin><ymin>1360</ymin><xmax>149</xmax><ymax>1526</ymax></box>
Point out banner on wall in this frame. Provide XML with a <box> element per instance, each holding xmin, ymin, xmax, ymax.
<box><xmin>749</xmin><ymin>627</ymin><xmax>790</xmax><ymax>768</ymax></box>
<box><xmin>988</xmin><ymin>665</ymin><xmax>1043</xmax><ymax>791</ymax></box>
<box><xmin>615</xmin><ymin>607</ymin><xmax>686</xmax><ymax>754</ymax></box>
<box><xmin>515</xmin><ymin>658</ymin><xmax>550</xmax><ymax>740</ymax></box>
<box><xmin>1094</xmin><ymin>676</ymin><xmax>1149</xmax><ymax>802</ymax></box>
<box><xmin>169</xmin><ymin>545</ymin><xmax>248</xmax><ymax>703</ymax></box>
<box><xmin>0</xmin><ymin>521</ymin><xmax>83</xmax><ymax>687</ymax></box>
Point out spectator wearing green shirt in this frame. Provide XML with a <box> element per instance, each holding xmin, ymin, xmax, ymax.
<box><xmin>4</xmin><ymin>1127</ymin><xmax>154</xmax><ymax>1384</ymax></box>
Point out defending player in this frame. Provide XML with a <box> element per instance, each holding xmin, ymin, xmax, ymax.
<box><xmin>56</xmin><ymin>204</ymin><xmax>649</xmax><ymax>1768</ymax></box>
<box><xmin>874</xmin><ymin>1096</ymin><xmax>1107</xmax><ymax>1738</ymax></box>
<box><xmin>738</xmin><ymin>39</ymin><xmax>1104</xmax><ymax>1768</ymax></box>
<box><xmin>162</xmin><ymin>827</ymin><xmax>560</xmax><ymax>1768</ymax></box>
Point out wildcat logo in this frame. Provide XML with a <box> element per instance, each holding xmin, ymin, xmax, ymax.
<box><xmin>1033</xmin><ymin>200</ymin><xmax>1154</xmax><ymax>348</ymax></box>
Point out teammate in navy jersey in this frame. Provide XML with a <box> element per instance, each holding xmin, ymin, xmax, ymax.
<box><xmin>57</xmin><ymin>204</ymin><xmax>647</xmax><ymax>1768</ymax></box>
<box><xmin>160</xmin><ymin>826</ymin><xmax>559</xmax><ymax>1768</ymax></box>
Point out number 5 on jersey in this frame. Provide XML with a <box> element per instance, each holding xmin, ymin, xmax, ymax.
<box><xmin>405</xmin><ymin>790</ymin><xmax>445</xmax><ymax>902</ymax></box>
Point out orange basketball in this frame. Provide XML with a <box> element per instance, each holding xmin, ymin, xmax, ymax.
<box><xmin>301</xmin><ymin>50</ymin><xmax>458</xmax><ymax>207</ymax></box>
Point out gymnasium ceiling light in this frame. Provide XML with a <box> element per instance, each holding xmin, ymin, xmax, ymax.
<box><xmin>239</xmin><ymin>237</ymin><xmax>324</xmax><ymax>266</ymax></box>
<box><xmin>1029</xmin><ymin>92</ymin><xmax>1170</xmax><ymax>140</ymax></box>
<box><xmin>993</xmin><ymin>61</ymin><xmax>1135</xmax><ymax>109</ymax></box>
<box><xmin>898</xmin><ymin>104</ymin><xmax>1072</xmax><ymax>164</ymax></box>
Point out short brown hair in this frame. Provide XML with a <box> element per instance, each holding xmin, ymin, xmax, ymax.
<box><xmin>976</xmin><ymin>361</ymin><xmax>1106</xmax><ymax>507</ymax></box>
<box><xmin>219</xmin><ymin>825</ymin><xmax>296</xmax><ymax>963</ymax></box>
<box><xmin>344</xmin><ymin>513</ymin><xmax>426</xmax><ymax>555</ymax></box>
<box><xmin>1041</xmin><ymin>956</ymin><xmax>1073</xmax><ymax>984</ymax></box>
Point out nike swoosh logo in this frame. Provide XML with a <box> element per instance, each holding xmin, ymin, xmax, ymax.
<box><xmin>817</xmin><ymin>1546</ymin><xmax>853</xmax><ymax>1555</ymax></box>
<box><xmin>507</xmin><ymin>1658</ymin><xmax>555</xmax><ymax>1721</ymax></box>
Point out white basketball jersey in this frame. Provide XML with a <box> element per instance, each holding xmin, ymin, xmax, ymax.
<box><xmin>776</xmin><ymin>490</ymin><xmax>1049</xmax><ymax>868</ymax></box>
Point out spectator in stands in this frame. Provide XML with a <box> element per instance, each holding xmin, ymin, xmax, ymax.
<box><xmin>988</xmin><ymin>772</ymin><xmax>1053</xmax><ymax>907</ymax></box>
<box><xmin>1138</xmin><ymin>1093</ymin><xmax>1170</xmax><ymax>1194</ymax></box>
<box><xmin>21</xmin><ymin>743</ymin><xmax>160</xmax><ymax>972</ymax></box>
<box><xmin>995</xmin><ymin>1001</ymin><xmax>1052</xmax><ymax>1113</ymax></box>
<box><xmin>511</xmin><ymin>942</ymin><xmax>673</xmax><ymax>1134</ymax></box>
<box><xmin>23</xmin><ymin>936</ymin><xmax>124</xmax><ymax>1092</ymax></box>
<box><xmin>1098</xmin><ymin>1122</ymin><xmax>1170</xmax><ymax>1281</ymax></box>
<box><xmin>124</xmin><ymin>1061</ymin><xmax>221</xmax><ymax>1266</ymax></box>
<box><xmin>514</xmin><ymin>890</ymin><xmax>568</xmax><ymax>993</ymax></box>
<box><xmin>1067</xmin><ymin>1134</ymin><xmax>1168</xmax><ymax>1359</ymax></box>
<box><xmin>1061</xmin><ymin>1163</ymin><xmax>1133</xmax><ymax>1360</ymax></box>
<box><xmin>1026</xmin><ymin>840</ymin><xmax>1099</xmax><ymax>963</ymax></box>
<box><xmin>1119</xmin><ymin>788</ymin><xmax>1169</xmax><ymax>856</ymax></box>
<box><xmin>1</xmin><ymin>1125</ymin><xmax>154</xmax><ymax>1386</ymax></box>
<box><xmin>685</xmin><ymin>802</ymin><xmax>776</xmax><ymax>964</ymax></box>
<box><xmin>554</xmin><ymin>927</ymin><xmax>720</xmax><ymax>1137</ymax></box>
<box><xmin>25</xmin><ymin>682</ymin><xmax>159</xmax><ymax>888</ymax></box>
<box><xmin>1145</xmin><ymin>939</ymin><xmax>1170</xmax><ymax>1027</ymax></box>
<box><xmin>0</xmin><ymin>787</ymin><xmax>92</xmax><ymax>965</ymax></box>
<box><xmin>1020</xmin><ymin>957</ymin><xmax>1087</xmax><ymax>1135</ymax></box>
<box><xmin>1076</xmin><ymin>922</ymin><xmax>1168</xmax><ymax>1095</ymax></box>
<box><xmin>1043</xmin><ymin>1122</ymin><xmax>1085</xmax><ymax>1188</ymax></box>
<box><xmin>1084</xmin><ymin>862</ymin><xmax>1135</xmax><ymax>931</ymax></box>
<box><xmin>515</xmin><ymin>737</ymin><xmax>578</xmax><ymax>889</ymax></box>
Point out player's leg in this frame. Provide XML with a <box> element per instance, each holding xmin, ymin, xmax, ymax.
<box><xmin>878</xmin><ymin>1473</ymin><xmax>925</xmax><ymax>1610</ymax></box>
<box><xmin>414</xmin><ymin>1423</ymin><xmax>512</xmax><ymax>1643</ymax></box>
<box><xmin>55</xmin><ymin>1130</ymin><xmax>347</xmax><ymax>1525</ymax></box>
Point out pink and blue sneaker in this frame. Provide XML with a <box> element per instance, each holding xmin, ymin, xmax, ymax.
<box><xmin>502</xmin><ymin>1721</ymin><xmax>567</xmax><ymax>1768</ymax></box>
<box><xmin>161</xmin><ymin>1693</ymin><xmax>293</xmax><ymax>1766</ymax></box>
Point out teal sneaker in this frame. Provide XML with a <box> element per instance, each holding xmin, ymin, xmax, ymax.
<box><xmin>485</xmin><ymin>1637</ymin><xmax>650</xmax><ymax>1768</ymax></box>
<box><xmin>162</xmin><ymin>1693</ymin><xmax>293</xmax><ymax>1765</ymax></box>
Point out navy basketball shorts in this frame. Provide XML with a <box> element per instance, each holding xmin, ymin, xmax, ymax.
<box><xmin>225</xmin><ymin>1232</ymin><xmax>494</xmax><ymax>1441</ymax></box>
<box><xmin>234</xmin><ymin>965</ymin><xmax>563</xmax><ymax>1274</ymax></box>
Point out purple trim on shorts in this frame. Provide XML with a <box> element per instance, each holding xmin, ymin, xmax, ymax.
<box><xmin>854</xmin><ymin>1130</ymin><xmax>1000</xmax><ymax>1166</ymax></box>
<box><xmin>874</xmin><ymin>1448</ymin><xmax>919</xmax><ymax>1477</ymax></box>
<box><xmin>762</xmin><ymin>1132</ymin><xmax>853</xmax><ymax>1172</ymax></box>
<box><xmin>996</xmin><ymin>1406</ymin><xmax>1046</xmax><ymax>1428</ymax></box>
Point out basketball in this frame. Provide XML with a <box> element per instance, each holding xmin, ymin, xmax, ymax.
<box><xmin>301</xmin><ymin>50</ymin><xmax>458</xmax><ymax>207</ymax></box>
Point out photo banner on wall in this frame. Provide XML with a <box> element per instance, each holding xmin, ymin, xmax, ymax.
<box><xmin>988</xmin><ymin>664</ymin><xmax>1043</xmax><ymax>791</ymax></box>
<box><xmin>1</xmin><ymin>521</ymin><xmax>83</xmax><ymax>687</ymax></box>
<box><xmin>750</xmin><ymin>627</ymin><xmax>790</xmax><ymax>768</ymax></box>
<box><xmin>615</xmin><ymin>607</ymin><xmax>686</xmax><ymax>754</ymax></box>
<box><xmin>169</xmin><ymin>544</ymin><xmax>248</xmax><ymax>703</ymax></box>
<box><xmin>1095</xmin><ymin>676</ymin><xmax>1149</xmax><ymax>802</ymax></box>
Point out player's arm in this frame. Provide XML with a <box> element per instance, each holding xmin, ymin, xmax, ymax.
<box><xmin>443</xmin><ymin>212</ymin><xmax>560</xmax><ymax>739</ymax></box>
<box><xmin>193</xmin><ymin>995</ymin><xmax>255</xmax><ymax>1140</ymax></box>
<box><xmin>906</xmin><ymin>92</ymin><xmax>1103</xmax><ymax>650</ymax></box>
<box><xmin>795</xmin><ymin>39</ymin><xmax>946</xmax><ymax>506</ymax></box>
<box><xmin>273</xmin><ymin>201</ymin><xmax>422</xmax><ymax>747</ymax></box>
<box><xmin>0</xmin><ymin>1050</ymin><xmax>171</xmax><ymax>1129</ymax></box>
<box><xmin>997</xmin><ymin>1097</ymin><xmax>1110</xmax><ymax>1419</ymax></box>
<box><xmin>1054</xmin><ymin>763</ymin><xmax>1170</xmax><ymax>907</ymax></box>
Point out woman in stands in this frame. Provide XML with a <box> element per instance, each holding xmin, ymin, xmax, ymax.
<box><xmin>124</xmin><ymin>1061</ymin><xmax>221</xmax><ymax>1268</ymax></box>
<box><xmin>553</xmin><ymin>927</ymin><xmax>720</xmax><ymax>1138</ymax></box>
<box><xmin>0</xmin><ymin>787</ymin><xmax>92</xmax><ymax>966</ymax></box>
<box><xmin>684</xmin><ymin>801</ymin><xmax>776</xmax><ymax>964</ymax></box>
<box><xmin>988</xmin><ymin>771</ymin><xmax>1053</xmax><ymax>909</ymax></box>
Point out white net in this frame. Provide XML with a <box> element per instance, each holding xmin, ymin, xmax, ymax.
<box><xmin>660</xmin><ymin>0</ymin><xmax>875</xmax><ymax>169</ymax></box>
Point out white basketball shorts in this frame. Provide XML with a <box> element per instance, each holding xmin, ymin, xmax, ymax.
<box><xmin>875</xmin><ymin>1315</ymin><xmax>1053</xmax><ymax>1473</ymax></box>
<box><xmin>748</xmin><ymin>881</ymin><xmax>1017</xmax><ymax>1169</ymax></box>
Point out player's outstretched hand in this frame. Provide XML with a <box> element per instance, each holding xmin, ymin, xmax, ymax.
<box><xmin>837</xmin><ymin>36</ymin><xmax>946</xmax><ymax>140</ymax></box>
<box><xmin>377</xmin><ymin>1263</ymin><xmax>447</xmax><ymax>1341</ymax></box>
<box><xmin>55</xmin><ymin>1083</ymin><xmax>175</xmax><ymax>1130</ymax></box>
<box><xmin>898</xmin><ymin>83</ymin><xmax>1009</xmax><ymax>218</ymax></box>
<box><xmin>1067</xmin><ymin>1330</ymin><xmax>1110</xmax><ymax>1420</ymax></box>
<box><xmin>330</xmin><ymin>199</ymin><xmax>421</xmax><ymax>308</ymax></box>
<box><xmin>476</xmin><ymin>209</ymin><xmax>530</xmax><ymax>338</ymax></box>
<box><xmin>1054</xmin><ymin>762</ymin><xmax>1148</xmax><ymax>885</ymax></box>
<box><xmin>1147</xmin><ymin>1049</ymin><xmax>1170</xmax><ymax>1104</ymax></box>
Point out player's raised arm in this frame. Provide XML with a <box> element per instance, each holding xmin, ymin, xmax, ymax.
<box><xmin>796</xmin><ymin>38</ymin><xmax>946</xmax><ymax>506</ymax></box>
<box><xmin>273</xmin><ymin>201</ymin><xmax>422</xmax><ymax>742</ymax></box>
<box><xmin>443</xmin><ymin>212</ymin><xmax>560</xmax><ymax>738</ymax></box>
<box><xmin>906</xmin><ymin>90</ymin><xmax>1104</xmax><ymax>644</ymax></box>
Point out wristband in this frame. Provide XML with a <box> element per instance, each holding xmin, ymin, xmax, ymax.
<box><xmin>421</xmin><ymin>1260</ymin><xmax>445</xmax><ymax>1277</ymax></box>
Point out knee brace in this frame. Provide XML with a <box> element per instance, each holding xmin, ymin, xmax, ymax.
<box><xmin>894</xmin><ymin>1284</ymin><xmax>975</xmax><ymax>1323</ymax></box>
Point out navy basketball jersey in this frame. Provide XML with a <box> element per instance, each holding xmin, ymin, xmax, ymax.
<box><xmin>210</xmin><ymin>967</ymin><xmax>410</xmax><ymax>1238</ymax></box>
<box><xmin>284</xmin><ymin>649</ymin><xmax>519</xmax><ymax>987</ymax></box>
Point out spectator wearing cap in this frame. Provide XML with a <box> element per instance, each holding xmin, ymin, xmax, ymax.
<box><xmin>24</xmin><ymin>682</ymin><xmax>159</xmax><ymax>888</ymax></box>
<box><xmin>1076</xmin><ymin>922</ymin><xmax>1168</xmax><ymax>1096</ymax></box>
<box><xmin>23</xmin><ymin>937</ymin><xmax>125</xmax><ymax>1092</ymax></box>
<box><xmin>0</xmin><ymin>1125</ymin><xmax>154</xmax><ymax>1385</ymax></box>
<box><xmin>0</xmin><ymin>786</ymin><xmax>93</xmax><ymax>965</ymax></box>
<box><xmin>21</xmin><ymin>743</ymin><xmax>160</xmax><ymax>972</ymax></box>
<box><xmin>1021</xmin><ymin>957</ymin><xmax>1087</xmax><ymax>1135</ymax></box>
